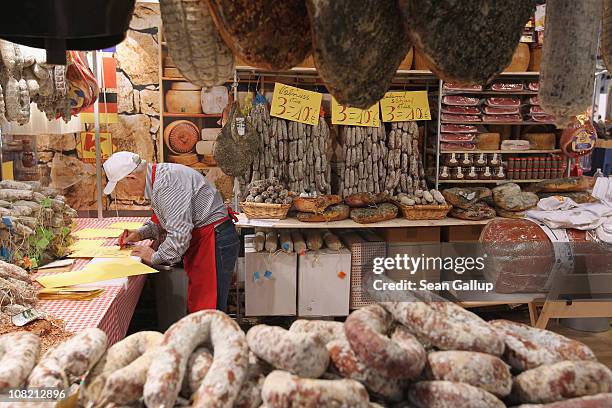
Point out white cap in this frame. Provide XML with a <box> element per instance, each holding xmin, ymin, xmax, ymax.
<box><xmin>103</xmin><ymin>151</ymin><xmax>143</xmax><ymax>195</ymax></box>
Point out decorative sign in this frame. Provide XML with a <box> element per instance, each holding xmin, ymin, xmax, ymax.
<box><xmin>380</xmin><ymin>91</ymin><xmax>431</xmax><ymax>122</ymax></box>
<box><xmin>78</xmin><ymin>132</ymin><xmax>113</xmax><ymax>163</ymax></box>
<box><xmin>271</xmin><ymin>83</ymin><xmax>322</xmax><ymax>126</ymax></box>
<box><xmin>331</xmin><ymin>97</ymin><xmax>380</xmax><ymax>127</ymax></box>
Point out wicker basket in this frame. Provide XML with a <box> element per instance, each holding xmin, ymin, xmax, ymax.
<box><xmin>240</xmin><ymin>202</ymin><xmax>292</xmax><ymax>219</ymax></box>
<box><xmin>399</xmin><ymin>204</ymin><xmax>452</xmax><ymax>220</ymax></box>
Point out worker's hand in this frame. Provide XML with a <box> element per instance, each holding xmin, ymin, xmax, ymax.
<box><xmin>119</xmin><ymin>229</ymin><xmax>142</xmax><ymax>248</ymax></box>
<box><xmin>131</xmin><ymin>246</ymin><xmax>155</xmax><ymax>265</ymax></box>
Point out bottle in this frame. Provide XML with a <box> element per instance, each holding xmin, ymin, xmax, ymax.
<box><xmin>594</xmin><ymin>168</ymin><xmax>604</xmax><ymax>178</ymax></box>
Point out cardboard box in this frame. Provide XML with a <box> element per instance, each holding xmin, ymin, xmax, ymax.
<box><xmin>444</xmin><ymin>225</ymin><xmax>485</xmax><ymax>243</ymax></box>
<box><xmin>298</xmin><ymin>248</ymin><xmax>351</xmax><ymax>316</ymax></box>
<box><xmin>380</xmin><ymin>227</ymin><xmax>441</xmax><ymax>243</ymax></box>
<box><xmin>245</xmin><ymin>248</ymin><xmax>297</xmax><ymax>316</ymax></box>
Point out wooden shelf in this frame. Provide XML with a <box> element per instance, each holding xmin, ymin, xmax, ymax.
<box><xmin>442</xmin><ymin>90</ymin><xmax>538</xmax><ymax>96</ymax></box>
<box><xmin>162</xmin><ymin>76</ymin><xmax>189</xmax><ymax>81</ymax></box>
<box><xmin>441</xmin><ymin>121</ymin><xmax>555</xmax><ymax>126</ymax></box>
<box><xmin>163</xmin><ymin>113</ymin><xmax>222</xmax><ymax>118</ymax></box>
<box><xmin>235</xmin><ymin>214</ymin><xmax>494</xmax><ymax>229</ymax></box>
<box><xmin>440</xmin><ymin>179</ymin><xmax>544</xmax><ymax>184</ymax></box>
<box><xmin>439</xmin><ymin>149</ymin><xmax>561</xmax><ymax>154</ymax></box>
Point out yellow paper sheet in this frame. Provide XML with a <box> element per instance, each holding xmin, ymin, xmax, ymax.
<box><xmin>36</xmin><ymin>258</ymin><xmax>158</xmax><ymax>288</ymax></box>
<box><xmin>2</xmin><ymin>161</ymin><xmax>14</xmax><ymax>180</ymax></box>
<box><xmin>68</xmin><ymin>246</ymin><xmax>133</xmax><ymax>259</ymax></box>
<box><xmin>107</xmin><ymin>221</ymin><xmax>145</xmax><ymax>230</ymax></box>
<box><xmin>69</xmin><ymin>239</ymin><xmax>106</xmax><ymax>251</ymax></box>
<box><xmin>73</xmin><ymin>228</ymin><xmax>124</xmax><ymax>239</ymax></box>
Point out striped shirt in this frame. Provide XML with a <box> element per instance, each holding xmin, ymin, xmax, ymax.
<box><xmin>137</xmin><ymin>163</ymin><xmax>227</xmax><ymax>265</ymax></box>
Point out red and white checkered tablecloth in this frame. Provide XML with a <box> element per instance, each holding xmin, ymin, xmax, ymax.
<box><xmin>36</xmin><ymin>217</ymin><xmax>150</xmax><ymax>345</ymax></box>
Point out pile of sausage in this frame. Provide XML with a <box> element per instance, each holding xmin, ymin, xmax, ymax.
<box><xmin>1</xmin><ymin>303</ymin><xmax>610</xmax><ymax>408</ymax></box>
<box><xmin>243</xmin><ymin>103</ymin><xmax>331</xmax><ymax>197</ymax></box>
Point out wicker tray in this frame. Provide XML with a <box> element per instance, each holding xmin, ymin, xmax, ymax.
<box><xmin>240</xmin><ymin>202</ymin><xmax>292</xmax><ymax>219</ymax></box>
<box><xmin>399</xmin><ymin>203</ymin><xmax>452</xmax><ymax>220</ymax></box>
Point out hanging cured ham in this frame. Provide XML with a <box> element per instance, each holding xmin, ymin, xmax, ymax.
<box><xmin>399</xmin><ymin>0</ymin><xmax>537</xmax><ymax>85</ymax></box>
<box><xmin>539</xmin><ymin>0</ymin><xmax>602</xmax><ymax>127</ymax></box>
<box><xmin>206</xmin><ymin>0</ymin><xmax>312</xmax><ymax>71</ymax></box>
<box><xmin>307</xmin><ymin>0</ymin><xmax>411</xmax><ymax>109</ymax></box>
<box><xmin>159</xmin><ymin>0</ymin><xmax>234</xmax><ymax>87</ymax></box>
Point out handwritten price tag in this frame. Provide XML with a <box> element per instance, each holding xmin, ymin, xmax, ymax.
<box><xmin>380</xmin><ymin>91</ymin><xmax>431</xmax><ymax>123</ymax></box>
<box><xmin>331</xmin><ymin>97</ymin><xmax>380</xmax><ymax>127</ymax></box>
<box><xmin>271</xmin><ymin>83</ymin><xmax>322</xmax><ymax>126</ymax></box>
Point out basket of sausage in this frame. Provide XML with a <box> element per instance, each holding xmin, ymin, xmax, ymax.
<box><xmin>241</xmin><ymin>178</ymin><xmax>294</xmax><ymax>219</ymax></box>
<box><xmin>398</xmin><ymin>203</ymin><xmax>452</xmax><ymax>220</ymax></box>
<box><xmin>239</xmin><ymin>202</ymin><xmax>292</xmax><ymax>219</ymax></box>
<box><xmin>394</xmin><ymin>190</ymin><xmax>451</xmax><ymax>220</ymax></box>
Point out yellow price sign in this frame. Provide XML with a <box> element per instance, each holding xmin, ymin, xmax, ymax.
<box><xmin>270</xmin><ymin>83</ymin><xmax>322</xmax><ymax>126</ymax></box>
<box><xmin>380</xmin><ymin>91</ymin><xmax>431</xmax><ymax>122</ymax></box>
<box><xmin>331</xmin><ymin>97</ymin><xmax>380</xmax><ymax>127</ymax></box>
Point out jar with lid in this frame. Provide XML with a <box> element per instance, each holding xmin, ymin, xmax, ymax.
<box><xmin>489</xmin><ymin>153</ymin><xmax>501</xmax><ymax>167</ymax></box>
<box><xmin>447</xmin><ymin>153</ymin><xmax>459</xmax><ymax>167</ymax></box>
<box><xmin>455</xmin><ymin>167</ymin><xmax>465</xmax><ymax>180</ymax></box>
<box><xmin>461</xmin><ymin>153</ymin><xmax>473</xmax><ymax>167</ymax></box>
<box><xmin>467</xmin><ymin>166</ymin><xmax>479</xmax><ymax>180</ymax></box>
<box><xmin>439</xmin><ymin>166</ymin><xmax>451</xmax><ymax>180</ymax></box>
<box><xmin>475</xmin><ymin>153</ymin><xmax>487</xmax><ymax>166</ymax></box>
<box><xmin>495</xmin><ymin>166</ymin><xmax>506</xmax><ymax>180</ymax></box>
<box><xmin>481</xmin><ymin>166</ymin><xmax>492</xmax><ymax>180</ymax></box>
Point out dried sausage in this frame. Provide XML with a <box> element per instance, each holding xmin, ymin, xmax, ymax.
<box><xmin>381</xmin><ymin>301</ymin><xmax>504</xmax><ymax>356</ymax></box>
<box><xmin>408</xmin><ymin>380</ymin><xmax>505</xmax><ymax>408</ymax></box>
<box><xmin>426</xmin><ymin>351</ymin><xmax>511</xmax><ymax>397</ymax></box>
<box><xmin>344</xmin><ymin>304</ymin><xmax>425</xmax><ymax>379</ymax></box>
<box><xmin>144</xmin><ymin>310</ymin><xmax>248</xmax><ymax>408</ymax></box>
<box><xmin>327</xmin><ymin>339</ymin><xmax>403</xmax><ymax>401</ymax></box>
<box><xmin>261</xmin><ymin>370</ymin><xmax>370</xmax><ymax>408</ymax></box>
<box><xmin>289</xmin><ymin>320</ymin><xmax>346</xmax><ymax>344</ymax></box>
<box><xmin>246</xmin><ymin>325</ymin><xmax>328</xmax><ymax>378</ymax></box>
<box><xmin>490</xmin><ymin>319</ymin><xmax>596</xmax><ymax>371</ymax></box>
<box><xmin>28</xmin><ymin>328</ymin><xmax>107</xmax><ymax>389</ymax></box>
<box><xmin>512</xmin><ymin>361</ymin><xmax>612</xmax><ymax>404</ymax></box>
<box><xmin>0</xmin><ymin>332</ymin><xmax>40</xmax><ymax>389</ymax></box>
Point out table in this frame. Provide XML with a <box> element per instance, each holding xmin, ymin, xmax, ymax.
<box><xmin>35</xmin><ymin>217</ymin><xmax>150</xmax><ymax>345</ymax></box>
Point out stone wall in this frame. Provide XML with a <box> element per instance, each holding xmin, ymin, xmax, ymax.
<box><xmin>37</xmin><ymin>3</ymin><xmax>161</xmax><ymax>211</ymax></box>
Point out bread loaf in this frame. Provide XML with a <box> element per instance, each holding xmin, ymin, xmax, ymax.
<box><xmin>426</xmin><ymin>351</ymin><xmax>512</xmax><ymax>397</ymax></box>
<box><xmin>490</xmin><ymin>320</ymin><xmax>596</xmax><ymax>371</ymax></box>
<box><xmin>296</xmin><ymin>204</ymin><xmax>350</xmax><ymax>222</ymax></box>
<box><xmin>408</xmin><ymin>381</ymin><xmax>505</xmax><ymax>408</ymax></box>
<box><xmin>344</xmin><ymin>192</ymin><xmax>389</xmax><ymax>208</ymax></box>
<box><xmin>350</xmin><ymin>203</ymin><xmax>398</xmax><ymax>224</ymax></box>
<box><xmin>512</xmin><ymin>361</ymin><xmax>612</xmax><ymax>404</ymax></box>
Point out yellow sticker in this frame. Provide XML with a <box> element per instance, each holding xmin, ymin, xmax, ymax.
<box><xmin>331</xmin><ymin>97</ymin><xmax>380</xmax><ymax>127</ymax></box>
<box><xmin>380</xmin><ymin>91</ymin><xmax>431</xmax><ymax>122</ymax></box>
<box><xmin>36</xmin><ymin>258</ymin><xmax>158</xmax><ymax>288</ymax></box>
<box><xmin>78</xmin><ymin>132</ymin><xmax>114</xmax><ymax>164</ymax></box>
<box><xmin>270</xmin><ymin>83</ymin><xmax>322</xmax><ymax>126</ymax></box>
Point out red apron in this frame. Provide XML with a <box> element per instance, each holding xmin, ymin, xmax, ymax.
<box><xmin>149</xmin><ymin>164</ymin><xmax>237</xmax><ymax>312</ymax></box>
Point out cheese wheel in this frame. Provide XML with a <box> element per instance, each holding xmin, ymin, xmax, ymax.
<box><xmin>166</xmin><ymin>90</ymin><xmax>203</xmax><ymax>114</ymax></box>
<box><xmin>523</xmin><ymin>133</ymin><xmax>556</xmax><ymax>150</ymax></box>
<box><xmin>164</xmin><ymin>120</ymin><xmax>199</xmax><ymax>154</ymax></box>
<box><xmin>476</xmin><ymin>133</ymin><xmax>501</xmax><ymax>150</ymax></box>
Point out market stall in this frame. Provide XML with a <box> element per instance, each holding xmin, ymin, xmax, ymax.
<box><xmin>0</xmin><ymin>0</ymin><xmax>610</xmax><ymax>406</ymax></box>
